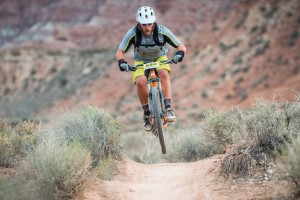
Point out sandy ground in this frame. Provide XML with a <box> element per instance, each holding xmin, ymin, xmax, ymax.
<box><xmin>75</xmin><ymin>156</ymin><xmax>295</xmax><ymax>200</ymax></box>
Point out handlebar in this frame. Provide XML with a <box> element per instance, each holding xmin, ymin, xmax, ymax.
<box><xmin>128</xmin><ymin>59</ymin><xmax>176</xmax><ymax>72</ymax></box>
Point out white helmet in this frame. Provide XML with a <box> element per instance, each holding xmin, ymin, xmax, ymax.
<box><xmin>136</xmin><ymin>6</ymin><xmax>156</xmax><ymax>24</ymax></box>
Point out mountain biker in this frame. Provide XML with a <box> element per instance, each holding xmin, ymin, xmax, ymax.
<box><xmin>116</xmin><ymin>6</ymin><xmax>186</xmax><ymax>132</ymax></box>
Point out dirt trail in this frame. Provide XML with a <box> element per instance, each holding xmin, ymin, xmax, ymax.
<box><xmin>80</xmin><ymin>158</ymin><xmax>218</xmax><ymax>200</ymax></box>
<box><xmin>77</xmin><ymin>157</ymin><xmax>294</xmax><ymax>200</ymax></box>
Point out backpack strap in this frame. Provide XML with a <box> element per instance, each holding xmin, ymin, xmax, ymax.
<box><xmin>153</xmin><ymin>23</ymin><xmax>164</xmax><ymax>46</ymax></box>
<box><xmin>134</xmin><ymin>26</ymin><xmax>142</xmax><ymax>48</ymax></box>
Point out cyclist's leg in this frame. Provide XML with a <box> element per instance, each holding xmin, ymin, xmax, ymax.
<box><xmin>156</xmin><ymin>56</ymin><xmax>176</xmax><ymax>122</ymax></box>
<box><xmin>158</xmin><ymin>69</ymin><xmax>171</xmax><ymax>99</ymax></box>
<box><xmin>132</xmin><ymin>60</ymin><xmax>148</xmax><ymax>105</ymax></box>
<box><xmin>136</xmin><ymin>76</ymin><xmax>148</xmax><ymax>105</ymax></box>
<box><xmin>156</xmin><ymin>55</ymin><xmax>171</xmax><ymax>99</ymax></box>
<box><xmin>132</xmin><ymin>60</ymin><xmax>153</xmax><ymax>131</ymax></box>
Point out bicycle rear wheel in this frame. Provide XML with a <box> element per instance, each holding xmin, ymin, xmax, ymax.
<box><xmin>150</xmin><ymin>87</ymin><xmax>166</xmax><ymax>154</ymax></box>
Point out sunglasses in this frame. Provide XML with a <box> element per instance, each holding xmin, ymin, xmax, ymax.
<box><xmin>141</xmin><ymin>23</ymin><xmax>153</xmax><ymax>27</ymax></box>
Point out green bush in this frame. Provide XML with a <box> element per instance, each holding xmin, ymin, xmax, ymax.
<box><xmin>0</xmin><ymin>179</ymin><xmax>37</xmax><ymax>200</ymax></box>
<box><xmin>93</xmin><ymin>156</ymin><xmax>116</xmax><ymax>180</ymax></box>
<box><xmin>242</xmin><ymin>100</ymin><xmax>292</xmax><ymax>154</ymax></box>
<box><xmin>281</xmin><ymin>135</ymin><xmax>300</xmax><ymax>196</ymax></box>
<box><xmin>0</xmin><ymin>107</ymin><xmax>123</xmax><ymax>199</ymax></box>
<box><xmin>289</xmin><ymin>30</ymin><xmax>298</xmax><ymax>47</ymax></box>
<box><xmin>281</xmin><ymin>101</ymin><xmax>300</xmax><ymax>135</ymax></box>
<box><xmin>123</xmin><ymin>128</ymin><xmax>223</xmax><ymax>163</ymax></box>
<box><xmin>168</xmin><ymin>131</ymin><xmax>223</xmax><ymax>162</ymax></box>
<box><xmin>26</xmin><ymin>140</ymin><xmax>91</xmax><ymax>200</ymax></box>
<box><xmin>53</xmin><ymin>106</ymin><xmax>122</xmax><ymax>167</ymax></box>
<box><xmin>201</xmin><ymin>108</ymin><xmax>244</xmax><ymax>147</ymax></box>
<box><xmin>0</xmin><ymin>117</ymin><xmax>13</xmax><ymax>167</ymax></box>
<box><xmin>0</xmin><ymin>118</ymin><xmax>39</xmax><ymax>167</ymax></box>
<box><xmin>173</xmin><ymin>134</ymin><xmax>206</xmax><ymax>162</ymax></box>
<box><xmin>122</xmin><ymin>130</ymin><xmax>167</xmax><ymax>164</ymax></box>
<box><xmin>215</xmin><ymin>99</ymin><xmax>300</xmax><ymax>176</ymax></box>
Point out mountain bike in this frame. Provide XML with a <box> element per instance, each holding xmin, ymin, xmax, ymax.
<box><xmin>129</xmin><ymin>59</ymin><xmax>175</xmax><ymax>154</ymax></box>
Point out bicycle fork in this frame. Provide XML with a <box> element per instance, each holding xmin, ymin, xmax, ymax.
<box><xmin>148</xmin><ymin>80</ymin><xmax>168</xmax><ymax>129</ymax></box>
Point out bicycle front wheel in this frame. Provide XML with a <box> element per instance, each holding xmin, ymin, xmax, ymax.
<box><xmin>150</xmin><ymin>87</ymin><xmax>166</xmax><ymax>154</ymax></box>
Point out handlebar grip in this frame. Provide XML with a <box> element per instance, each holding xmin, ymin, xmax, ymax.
<box><xmin>128</xmin><ymin>66</ymin><xmax>137</xmax><ymax>71</ymax></box>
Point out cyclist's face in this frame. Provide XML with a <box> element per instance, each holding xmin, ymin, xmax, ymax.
<box><xmin>140</xmin><ymin>23</ymin><xmax>154</xmax><ymax>37</ymax></box>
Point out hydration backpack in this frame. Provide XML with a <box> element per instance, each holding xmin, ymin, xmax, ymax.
<box><xmin>134</xmin><ymin>23</ymin><xmax>165</xmax><ymax>48</ymax></box>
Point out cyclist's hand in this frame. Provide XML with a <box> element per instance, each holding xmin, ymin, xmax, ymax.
<box><xmin>118</xmin><ymin>59</ymin><xmax>129</xmax><ymax>72</ymax></box>
<box><xmin>172</xmin><ymin>50</ymin><xmax>185</xmax><ymax>64</ymax></box>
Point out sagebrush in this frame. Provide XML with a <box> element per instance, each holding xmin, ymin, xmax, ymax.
<box><xmin>212</xmin><ymin>99</ymin><xmax>300</xmax><ymax>176</ymax></box>
<box><xmin>53</xmin><ymin>106</ymin><xmax>122</xmax><ymax>167</ymax></box>
<box><xmin>0</xmin><ymin>117</ymin><xmax>39</xmax><ymax>167</ymax></box>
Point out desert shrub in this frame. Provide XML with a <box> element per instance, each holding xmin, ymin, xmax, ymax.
<box><xmin>219</xmin><ymin>39</ymin><xmax>241</xmax><ymax>52</ymax></box>
<box><xmin>14</xmin><ymin>120</ymin><xmax>40</xmax><ymax>152</ymax></box>
<box><xmin>174</xmin><ymin>133</ymin><xmax>207</xmax><ymax>161</ymax></box>
<box><xmin>123</xmin><ymin>128</ymin><xmax>223</xmax><ymax>163</ymax></box>
<box><xmin>254</xmin><ymin>41</ymin><xmax>270</xmax><ymax>57</ymax></box>
<box><xmin>93</xmin><ymin>156</ymin><xmax>116</xmax><ymax>180</ymax></box>
<box><xmin>0</xmin><ymin>118</ymin><xmax>39</xmax><ymax>167</ymax></box>
<box><xmin>218</xmin><ymin>99</ymin><xmax>300</xmax><ymax>176</ymax></box>
<box><xmin>281</xmin><ymin>101</ymin><xmax>300</xmax><ymax>135</ymax></box>
<box><xmin>53</xmin><ymin>106</ymin><xmax>122</xmax><ymax>168</ymax></box>
<box><xmin>242</xmin><ymin>100</ymin><xmax>292</xmax><ymax>154</ymax></box>
<box><xmin>122</xmin><ymin>130</ymin><xmax>167</xmax><ymax>164</ymax></box>
<box><xmin>0</xmin><ymin>117</ymin><xmax>12</xmax><ymax>167</ymax></box>
<box><xmin>280</xmin><ymin>135</ymin><xmax>300</xmax><ymax>196</ymax></box>
<box><xmin>0</xmin><ymin>179</ymin><xmax>37</xmax><ymax>200</ymax></box>
<box><xmin>289</xmin><ymin>30</ymin><xmax>298</xmax><ymax>47</ymax></box>
<box><xmin>26</xmin><ymin>140</ymin><xmax>91</xmax><ymax>200</ymax></box>
<box><xmin>168</xmin><ymin>130</ymin><xmax>223</xmax><ymax>162</ymax></box>
<box><xmin>201</xmin><ymin>90</ymin><xmax>208</xmax><ymax>99</ymax></box>
<box><xmin>18</xmin><ymin>106</ymin><xmax>122</xmax><ymax>199</ymax></box>
<box><xmin>219</xmin><ymin>143</ymin><xmax>255</xmax><ymax>176</ymax></box>
<box><xmin>235</xmin><ymin>11</ymin><xmax>248</xmax><ymax>29</ymax></box>
<box><xmin>201</xmin><ymin>108</ymin><xmax>245</xmax><ymax>147</ymax></box>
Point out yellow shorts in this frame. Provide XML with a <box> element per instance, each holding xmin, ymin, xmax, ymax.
<box><xmin>131</xmin><ymin>55</ymin><xmax>171</xmax><ymax>84</ymax></box>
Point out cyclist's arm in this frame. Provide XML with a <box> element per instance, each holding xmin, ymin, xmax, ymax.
<box><xmin>177</xmin><ymin>43</ymin><xmax>186</xmax><ymax>54</ymax></box>
<box><xmin>116</xmin><ymin>26</ymin><xmax>136</xmax><ymax>62</ymax></box>
<box><xmin>118</xmin><ymin>26</ymin><xmax>136</xmax><ymax>52</ymax></box>
<box><xmin>116</xmin><ymin>48</ymin><xmax>125</xmax><ymax>61</ymax></box>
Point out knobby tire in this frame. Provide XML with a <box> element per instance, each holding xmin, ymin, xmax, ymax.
<box><xmin>151</xmin><ymin>87</ymin><xmax>166</xmax><ymax>154</ymax></box>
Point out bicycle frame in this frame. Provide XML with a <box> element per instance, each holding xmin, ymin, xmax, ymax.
<box><xmin>143</xmin><ymin>62</ymin><xmax>168</xmax><ymax>128</ymax></box>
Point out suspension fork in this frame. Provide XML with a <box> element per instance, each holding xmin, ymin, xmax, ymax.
<box><xmin>148</xmin><ymin>69</ymin><xmax>160</xmax><ymax>116</ymax></box>
<box><xmin>150</xmin><ymin>69</ymin><xmax>168</xmax><ymax>125</ymax></box>
<box><xmin>147</xmin><ymin>69</ymin><xmax>154</xmax><ymax>117</ymax></box>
